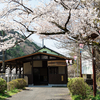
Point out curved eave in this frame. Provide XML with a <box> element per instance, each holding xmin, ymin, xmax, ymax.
<box><xmin>0</xmin><ymin>52</ymin><xmax>73</xmax><ymax>63</ymax></box>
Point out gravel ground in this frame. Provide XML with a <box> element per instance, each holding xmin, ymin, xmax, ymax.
<box><xmin>5</xmin><ymin>87</ymin><xmax>72</xmax><ymax>100</ymax></box>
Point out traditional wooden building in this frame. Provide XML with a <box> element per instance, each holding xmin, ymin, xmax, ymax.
<box><xmin>0</xmin><ymin>46</ymin><xmax>73</xmax><ymax>86</ymax></box>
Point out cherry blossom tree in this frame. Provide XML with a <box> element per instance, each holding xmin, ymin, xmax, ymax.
<box><xmin>0</xmin><ymin>0</ymin><xmax>99</xmax><ymax>44</ymax></box>
<box><xmin>0</xmin><ymin>0</ymin><xmax>99</xmax><ymax>54</ymax></box>
<box><xmin>0</xmin><ymin>0</ymin><xmax>53</xmax><ymax>39</ymax></box>
<box><xmin>0</xmin><ymin>30</ymin><xmax>25</xmax><ymax>72</ymax></box>
<box><xmin>0</xmin><ymin>31</ymin><xmax>22</xmax><ymax>52</ymax></box>
<box><xmin>38</xmin><ymin>0</ymin><xmax>100</xmax><ymax>43</ymax></box>
<box><xmin>0</xmin><ymin>0</ymin><xmax>99</xmax><ymax>62</ymax></box>
<box><xmin>0</xmin><ymin>1</ymin><xmax>100</xmax><ymax>55</ymax></box>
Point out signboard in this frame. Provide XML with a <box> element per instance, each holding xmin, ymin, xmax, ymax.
<box><xmin>82</xmin><ymin>51</ymin><xmax>93</xmax><ymax>74</ymax></box>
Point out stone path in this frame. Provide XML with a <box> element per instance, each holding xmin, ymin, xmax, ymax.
<box><xmin>5</xmin><ymin>87</ymin><xmax>72</xmax><ymax>100</ymax></box>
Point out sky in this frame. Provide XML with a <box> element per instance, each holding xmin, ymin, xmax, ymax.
<box><xmin>29</xmin><ymin>34</ymin><xmax>67</xmax><ymax>56</ymax></box>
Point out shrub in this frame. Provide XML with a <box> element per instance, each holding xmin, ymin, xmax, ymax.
<box><xmin>7</xmin><ymin>80</ymin><xmax>19</xmax><ymax>91</ymax></box>
<box><xmin>72</xmin><ymin>95</ymin><xmax>84</xmax><ymax>100</ymax></box>
<box><xmin>7</xmin><ymin>78</ymin><xmax>26</xmax><ymax>91</ymax></box>
<box><xmin>0</xmin><ymin>78</ymin><xmax>7</xmax><ymax>93</ymax></box>
<box><xmin>7</xmin><ymin>82</ymin><xmax>14</xmax><ymax>91</ymax></box>
<box><xmin>67</xmin><ymin>77</ymin><xmax>91</xmax><ymax>97</ymax></box>
<box><xmin>15</xmin><ymin>78</ymin><xmax>26</xmax><ymax>89</ymax></box>
<box><xmin>97</xmin><ymin>77</ymin><xmax>100</xmax><ymax>88</ymax></box>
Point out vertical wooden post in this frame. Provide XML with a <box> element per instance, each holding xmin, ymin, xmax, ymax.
<box><xmin>16</xmin><ymin>62</ymin><xmax>18</xmax><ymax>75</ymax></box>
<box><xmin>65</xmin><ymin>65</ymin><xmax>67</xmax><ymax>74</ymax></box>
<box><xmin>19</xmin><ymin>65</ymin><xmax>21</xmax><ymax>78</ymax></box>
<box><xmin>48</xmin><ymin>65</ymin><xmax>50</xmax><ymax>83</ymax></box>
<box><xmin>0</xmin><ymin>65</ymin><xmax>1</xmax><ymax>72</ymax></box>
<box><xmin>80</xmin><ymin>51</ymin><xmax>83</xmax><ymax>77</ymax></box>
<box><xmin>65</xmin><ymin>61</ymin><xmax>68</xmax><ymax>83</ymax></box>
<box><xmin>23</xmin><ymin>63</ymin><xmax>24</xmax><ymax>78</ymax></box>
<box><xmin>10</xmin><ymin>65</ymin><xmax>12</xmax><ymax>74</ymax></box>
<box><xmin>31</xmin><ymin>57</ymin><xmax>34</xmax><ymax>84</ymax></box>
<box><xmin>92</xmin><ymin>46</ymin><xmax>96</xmax><ymax>97</ymax></box>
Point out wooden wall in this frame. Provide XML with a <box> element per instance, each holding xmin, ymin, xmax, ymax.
<box><xmin>49</xmin><ymin>74</ymin><xmax>67</xmax><ymax>84</ymax></box>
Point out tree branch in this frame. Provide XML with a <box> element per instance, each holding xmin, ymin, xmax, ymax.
<box><xmin>11</xmin><ymin>32</ymin><xmax>34</xmax><ymax>48</ymax></box>
<box><xmin>13</xmin><ymin>19</ymin><xmax>36</xmax><ymax>33</ymax></box>
<box><xmin>49</xmin><ymin>21</ymin><xmax>68</xmax><ymax>32</ymax></box>
<box><xmin>60</xmin><ymin>0</ymin><xmax>71</xmax><ymax>10</ymax></box>
<box><xmin>74</xmin><ymin>1</ymin><xmax>80</xmax><ymax>9</ymax></box>
<box><xmin>1</xmin><ymin>8</ymin><xmax>27</xmax><ymax>18</ymax></box>
<box><xmin>65</xmin><ymin>9</ymin><xmax>71</xmax><ymax>30</ymax></box>
<box><xmin>40</xmin><ymin>31</ymin><xmax>65</xmax><ymax>35</ymax></box>
<box><xmin>32</xmin><ymin>10</ymin><xmax>51</xmax><ymax>20</ymax></box>
<box><xmin>12</xmin><ymin>0</ymin><xmax>33</xmax><ymax>14</ymax></box>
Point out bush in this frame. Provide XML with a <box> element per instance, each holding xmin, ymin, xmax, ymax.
<box><xmin>67</xmin><ymin>77</ymin><xmax>91</xmax><ymax>97</ymax></box>
<box><xmin>7</xmin><ymin>80</ymin><xmax>19</xmax><ymax>91</ymax></box>
<box><xmin>72</xmin><ymin>95</ymin><xmax>85</xmax><ymax>100</ymax></box>
<box><xmin>15</xmin><ymin>78</ymin><xmax>26</xmax><ymax>89</ymax></box>
<box><xmin>97</xmin><ymin>77</ymin><xmax>100</xmax><ymax>89</ymax></box>
<box><xmin>7</xmin><ymin>78</ymin><xmax>26</xmax><ymax>91</ymax></box>
<box><xmin>0</xmin><ymin>78</ymin><xmax>7</xmax><ymax>93</ymax></box>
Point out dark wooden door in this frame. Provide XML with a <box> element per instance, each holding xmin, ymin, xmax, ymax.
<box><xmin>33</xmin><ymin>67</ymin><xmax>48</xmax><ymax>85</ymax></box>
<box><xmin>33</xmin><ymin>68</ymin><xmax>40</xmax><ymax>85</ymax></box>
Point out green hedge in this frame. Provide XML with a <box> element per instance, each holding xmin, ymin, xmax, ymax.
<box><xmin>97</xmin><ymin>77</ymin><xmax>100</xmax><ymax>88</ymax></box>
<box><xmin>0</xmin><ymin>78</ymin><xmax>7</xmax><ymax>93</ymax></box>
<box><xmin>7</xmin><ymin>78</ymin><xmax>26</xmax><ymax>91</ymax></box>
<box><xmin>67</xmin><ymin>77</ymin><xmax>91</xmax><ymax>97</ymax></box>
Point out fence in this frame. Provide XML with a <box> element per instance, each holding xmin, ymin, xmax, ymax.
<box><xmin>0</xmin><ymin>74</ymin><xmax>19</xmax><ymax>82</ymax></box>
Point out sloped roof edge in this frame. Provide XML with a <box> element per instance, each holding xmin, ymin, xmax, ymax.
<box><xmin>0</xmin><ymin>52</ymin><xmax>73</xmax><ymax>63</ymax></box>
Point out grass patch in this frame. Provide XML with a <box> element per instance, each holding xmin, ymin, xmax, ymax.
<box><xmin>71</xmin><ymin>89</ymin><xmax>100</xmax><ymax>100</ymax></box>
<box><xmin>8</xmin><ymin>88</ymin><xmax>21</xmax><ymax>95</ymax></box>
<box><xmin>0</xmin><ymin>88</ymin><xmax>21</xmax><ymax>100</ymax></box>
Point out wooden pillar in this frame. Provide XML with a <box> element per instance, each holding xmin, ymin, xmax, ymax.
<box><xmin>65</xmin><ymin>64</ymin><xmax>68</xmax><ymax>83</ymax></box>
<box><xmin>0</xmin><ymin>66</ymin><xmax>1</xmax><ymax>72</ymax></box>
<box><xmin>65</xmin><ymin>65</ymin><xmax>67</xmax><ymax>74</ymax></box>
<box><xmin>19</xmin><ymin>65</ymin><xmax>21</xmax><ymax>78</ymax></box>
<box><xmin>0</xmin><ymin>63</ymin><xmax>2</xmax><ymax>72</ymax></box>
<box><xmin>22</xmin><ymin>63</ymin><xmax>24</xmax><ymax>78</ymax></box>
<box><xmin>31</xmin><ymin>57</ymin><xmax>34</xmax><ymax>84</ymax></box>
<box><xmin>92</xmin><ymin>46</ymin><xmax>96</xmax><ymax>97</ymax></box>
<box><xmin>10</xmin><ymin>65</ymin><xmax>12</xmax><ymax>74</ymax></box>
<box><xmin>48</xmin><ymin>65</ymin><xmax>50</xmax><ymax>83</ymax></box>
<box><xmin>80</xmin><ymin>51</ymin><xmax>83</xmax><ymax>77</ymax></box>
<box><xmin>16</xmin><ymin>63</ymin><xmax>18</xmax><ymax>75</ymax></box>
